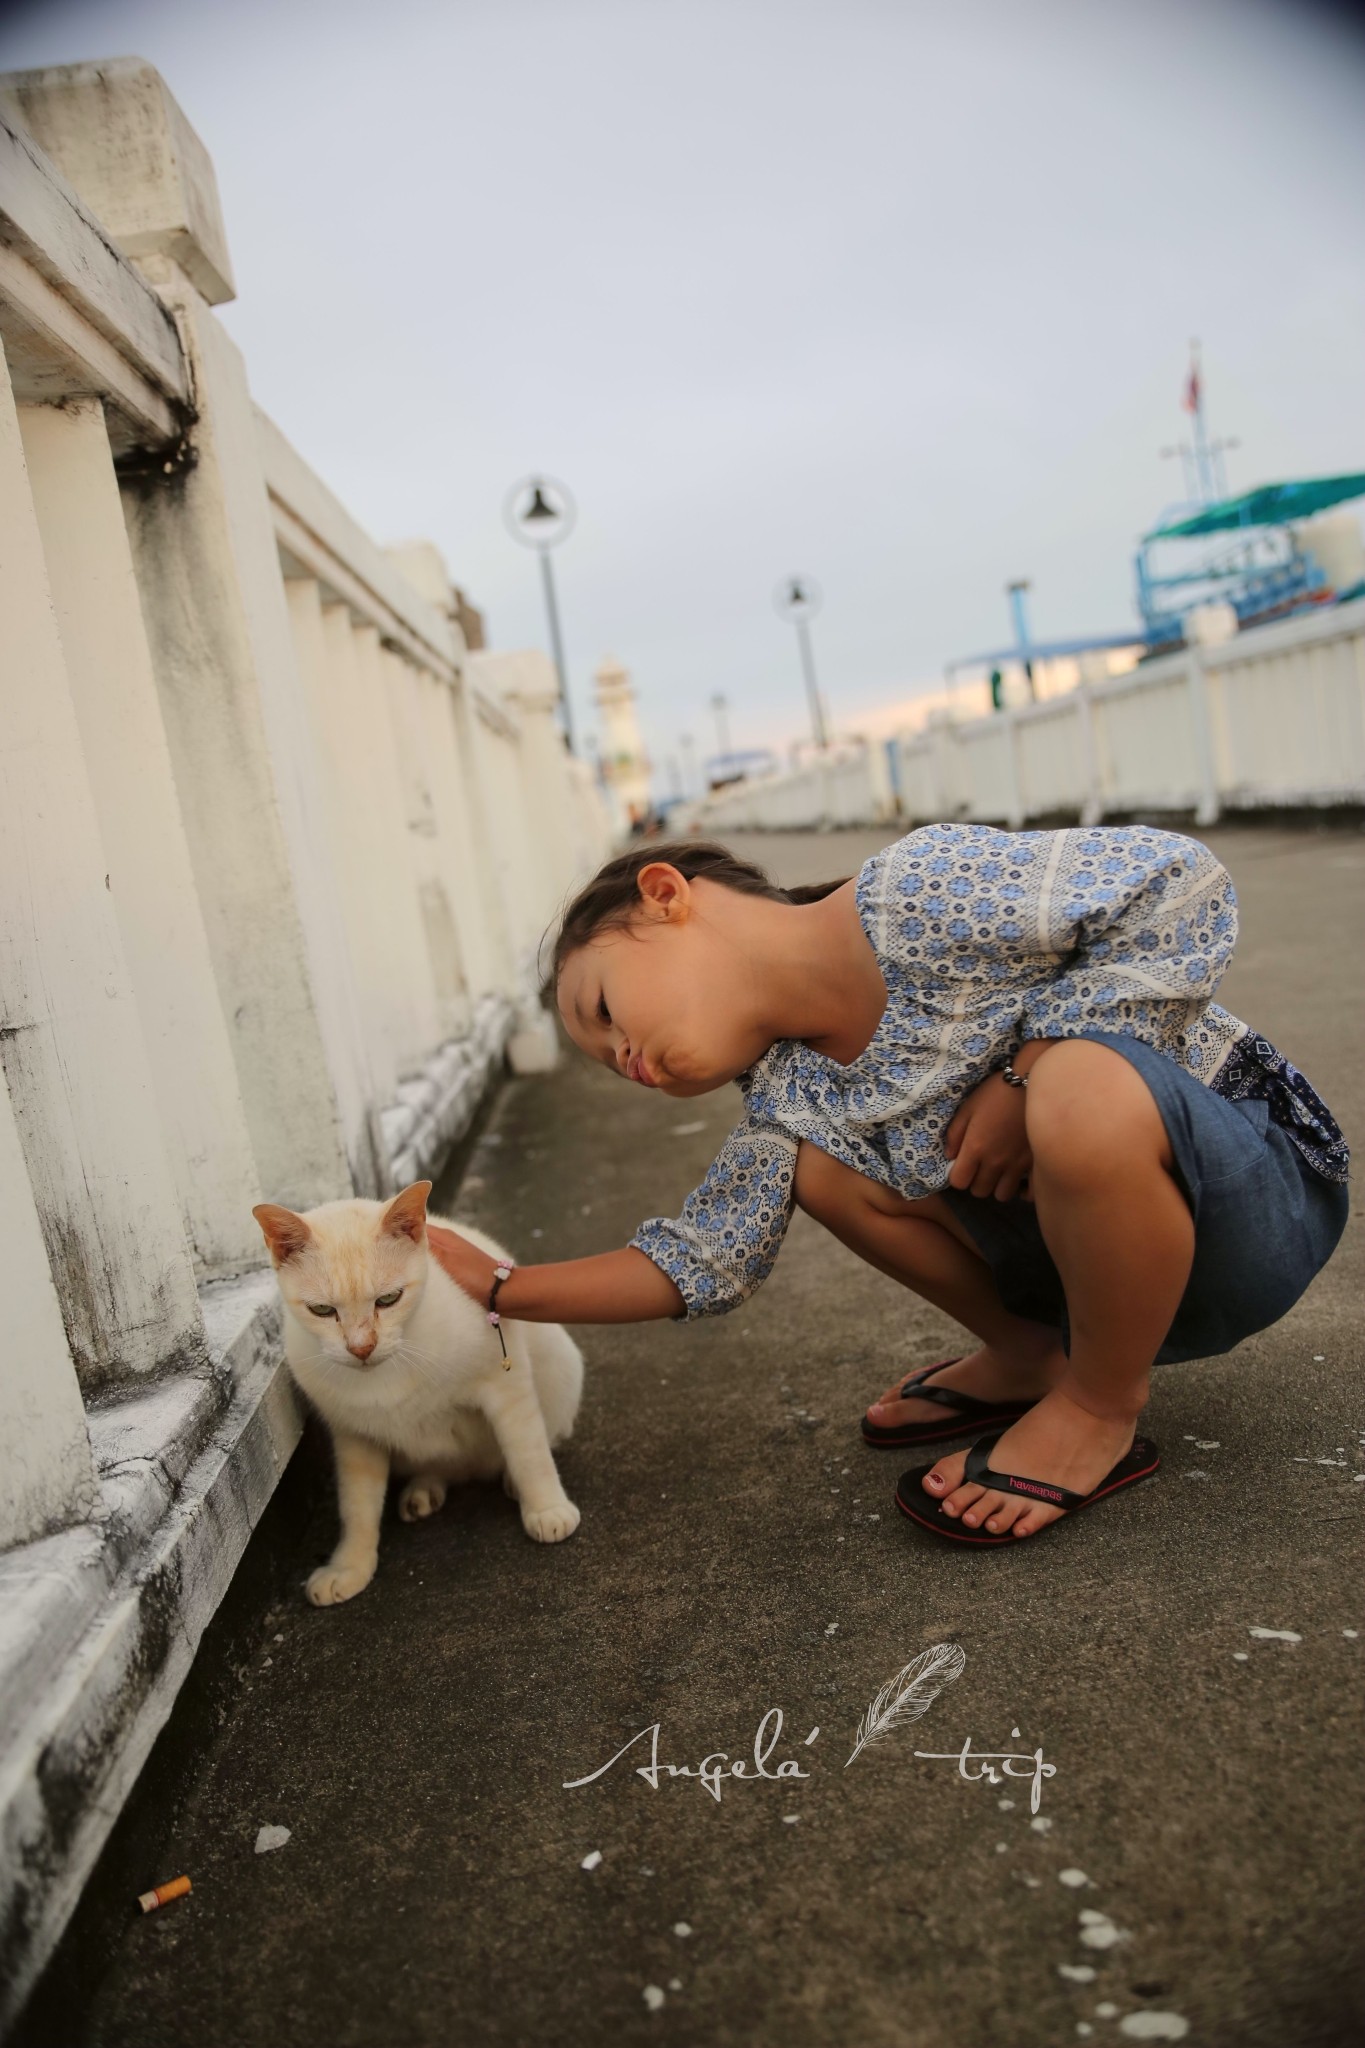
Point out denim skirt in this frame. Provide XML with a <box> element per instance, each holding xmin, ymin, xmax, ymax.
<box><xmin>941</xmin><ymin>1032</ymin><xmax>1349</xmax><ymax>1364</ymax></box>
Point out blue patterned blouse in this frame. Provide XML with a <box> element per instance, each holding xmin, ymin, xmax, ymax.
<box><xmin>630</xmin><ymin>823</ymin><xmax>1348</xmax><ymax>1319</ymax></box>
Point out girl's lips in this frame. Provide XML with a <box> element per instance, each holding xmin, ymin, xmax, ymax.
<box><xmin>628</xmin><ymin>1052</ymin><xmax>657</xmax><ymax>1087</ymax></box>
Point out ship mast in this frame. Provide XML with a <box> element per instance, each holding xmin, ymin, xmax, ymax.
<box><xmin>1161</xmin><ymin>340</ymin><xmax>1238</xmax><ymax>506</ymax></box>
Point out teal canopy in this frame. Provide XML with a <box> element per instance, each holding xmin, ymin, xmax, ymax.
<box><xmin>1146</xmin><ymin>472</ymin><xmax>1365</xmax><ymax>541</ymax></box>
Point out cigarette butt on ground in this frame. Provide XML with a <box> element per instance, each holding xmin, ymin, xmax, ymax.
<box><xmin>138</xmin><ymin>1875</ymin><xmax>192</xmax><ymax>1913</ymax></box>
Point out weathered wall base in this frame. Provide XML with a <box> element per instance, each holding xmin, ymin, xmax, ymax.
<box><xmin>380</xmin><ymin>992</ymin><xmax>514</xmax><ymax>1191</ymax></box>
<box><xmin>0</xmin><ymin>1008</ymin><xmax>519</xmax><ymax>2029</ymax></box>
<box><xmin>0</xmin><ymin>1274</ymin><xmax>296</xmax><ymax>2032</ymax></box>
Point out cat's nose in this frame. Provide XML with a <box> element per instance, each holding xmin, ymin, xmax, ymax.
<box><xmin>347</xmin><ymin>1336</ymin><xmax>377</xmax><ymax>1361</ymax></box>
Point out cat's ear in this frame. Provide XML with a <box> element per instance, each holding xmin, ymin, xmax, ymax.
<box><xmin>252</xmin><ymin>1203</ymin><xmax>312</xmax><ymax>1264</ymax></box>
<box><xmin>382</xmin><ymin>1181</ymin><xmax>432</xmax><ymax>1243</ymax></box>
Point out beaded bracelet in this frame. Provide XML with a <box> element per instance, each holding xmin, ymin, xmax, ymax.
<box><xmin>1000</xmin><ymin>1056</ymin><xmax>1029</xmax><ymax>1089</ymax></box>
<box><xmin>487</xmin><ymin>1261</ymin><xmax>514</xmax><ymax>1367</ymax></box>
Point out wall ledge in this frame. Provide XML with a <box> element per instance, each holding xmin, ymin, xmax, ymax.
<box><xmin>0</xmin><ymin>1271</ymin><xmax>298</xmax><ymax>2031</ymax></box>
<box><xmin>1</xmin><ymin>998</ymin><xmax>520</xmax><ymax>2028</ymax></box>
<box><xmin>383</xmin><ymin>991</ymin><xmax>515</xmax><ymax>1188</ymax></box>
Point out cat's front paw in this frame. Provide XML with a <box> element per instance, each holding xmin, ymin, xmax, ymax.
<box><xmin>398</xmin><ymin>1477</ymin><xmax>448</xmax><ymax>1522</ymax></box>
<box><xmin>521</xmin><ymin>1498</ymin><xmax>581</xmax><ymax>1544</ymax></box>
<box><xmin>306</xmin><ymin>1556</ymin><xmax>376</xmax><ymax>1605</ymax></box>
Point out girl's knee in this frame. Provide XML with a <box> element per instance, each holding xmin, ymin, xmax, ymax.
<box><xmin>1026</xmin><ymin>1041</ymin><xmax>1172</xmax><ymax>1180</ymax></box>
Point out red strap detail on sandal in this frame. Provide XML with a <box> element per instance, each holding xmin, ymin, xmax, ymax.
<box><xmin>963</xmin><ymin>1431</ymin><xmax>1089</xmax><ymax>1512</ymax></box>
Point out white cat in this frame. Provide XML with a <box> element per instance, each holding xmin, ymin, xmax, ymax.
<box><xmin>252</xmin><ymin>1180</ymin><xmax>583</xmax><ymax>1606</ymax></box>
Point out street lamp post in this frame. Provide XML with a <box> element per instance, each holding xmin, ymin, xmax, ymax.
<box><xmin>503</xmin><ymin>474</ymin><xmax>578</xmax><ymax>749</ymax></box>
<box><xmin>1006</xmin><ymin>578</ymin><xmax>1037</xmax><ymax>702</ymax></box>
<box><xmin>710</xmin><ymin>693</ymin><xmax>732</xmax><ymax>762</ymax></box>
<box><xmin>774</xmin><ymin>575</ymin><xmax>828</xmax><ymax>750</ymax></box>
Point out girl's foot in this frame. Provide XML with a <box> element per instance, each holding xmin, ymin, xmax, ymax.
<box><xmin>864</xmin><ymin>1343</ymin><xmax>1066</xmax><ymax>1431</ymax></box>
<box><xmin>920</xmin><ymin>1386</ymin><xmax>1139</xmax><ymax>1539</ymax></box>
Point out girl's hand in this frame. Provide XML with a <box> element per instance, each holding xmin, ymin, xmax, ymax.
<box><xmin>945</xmin><ymin>1071</ymin><xmax>1032</xmax><ymax>1201</ymax></box>
<box><xmin>427</xmin><ymin>1223</ymin><xmax>498</xmax><ymax>1303</ymax></box>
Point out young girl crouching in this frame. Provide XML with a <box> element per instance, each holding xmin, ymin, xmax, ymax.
<box><xmin>430</xmin><ymin>825</ymin><xmax>1348</xmax><ymax>1547</ymax></box>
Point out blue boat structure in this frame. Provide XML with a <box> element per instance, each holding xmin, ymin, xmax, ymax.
<box><xmin>949</xmin><ymin>346</ymin><xmax>1365</xmax><ymax>696</ymax></box>
<box><xmin>1136</xmin><ymin>470</ymin><xmax>1365</xmax><ymax>648</ymax></box>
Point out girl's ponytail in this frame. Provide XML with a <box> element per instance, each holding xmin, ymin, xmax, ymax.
<box><xmin>548</xmin><ymin>841</ymin><xmax>847</xmax><ymax>987</ymax></box>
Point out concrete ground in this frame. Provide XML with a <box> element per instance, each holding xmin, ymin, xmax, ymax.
<box><xmin>16</xmin><ymin>823</ymin><xmax>1363</xmax><ymax>2048</ymax></box>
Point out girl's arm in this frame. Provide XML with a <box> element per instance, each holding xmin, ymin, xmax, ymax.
<box><xmin>944</xmin><ymin>1036</ymin><xmax>1055</xmax><ymax>1199</ymax></box>
<box><xmin>940</xmin><ymin>830</ymin><xmax>1235</xmax><ymax>1200</ymax></box>
<box><xmin>427</xmin><ymin>1227</ymin><xmax>683</xmax><ymax>1323</ymax></box>
<box><xmin>429</xmin><ymin>1112</ymin><xmax>797</xmax><ymax>1325</ymax></box>
<box><xmin>1018</xmin><ymin>827</ymin><xmax>1238</xmax><ymax>1041</ymax></box>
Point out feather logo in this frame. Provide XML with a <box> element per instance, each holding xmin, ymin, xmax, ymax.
<box><xmin>845</xmin><ymin>1642</ymin><xmax>967</xmax><ymax>1768</ymax></box>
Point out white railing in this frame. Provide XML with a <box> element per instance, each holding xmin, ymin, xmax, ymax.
<box><xmin>0</xmin><ymin>58</ymin><xmax>609</xmax><ymax>2019</ymax></box>
<box><xmin>697</xmin><ymin>737</ymin><xmax>899</xmax><ymax>832</ymax></box>
<box><xmin>695</xmin><ymin>599</ymin><xmax>1365</xmax><ymax>834</ymax></box>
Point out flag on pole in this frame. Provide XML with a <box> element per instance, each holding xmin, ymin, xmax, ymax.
<box><xmin>1183</xmin><ymin>357</ymin><xmax>1201</xmax><ymax>414</ymax></box>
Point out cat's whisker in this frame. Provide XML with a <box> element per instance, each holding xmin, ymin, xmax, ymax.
<box><xmin>387</xmin><ymin>1335</ymin><xmax>451</xmax><ymax>1370</ymax></box>
<box><xmin>389</xmin><ymin>1348</ymin><xmax>450</xmax><ymax>1392</ymax></box>
<box><xmin>391</xmin><ymin>1341</ymin><xmax>448</xmax><ymax>1373</ymax></box>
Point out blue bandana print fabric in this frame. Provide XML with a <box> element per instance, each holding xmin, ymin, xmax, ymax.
<box><xmin>630</xmin><ymin>823</ymin><xmax>1348</xmax><ymax>1319</ymax></box>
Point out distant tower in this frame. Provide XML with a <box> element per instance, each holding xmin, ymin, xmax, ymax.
<box><xmin>593</xmin><ymin>655</ymin><xmax>652</xmax><ymax>833</ymax></box>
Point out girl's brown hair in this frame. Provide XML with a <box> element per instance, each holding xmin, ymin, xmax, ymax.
<box><xmin>548</xmin><ymin>840</ymin><xmax>847</xmax><ymax>990</ymax></box>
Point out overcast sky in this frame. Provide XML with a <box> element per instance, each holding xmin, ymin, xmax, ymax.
<box><xmin>4</xmin><ymin>0</ymin><xmax>1364</xmax><ymax>780</ymax></box>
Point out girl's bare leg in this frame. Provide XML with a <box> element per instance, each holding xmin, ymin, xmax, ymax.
<box><xmin>923</xmin><ymin>1040</ymin><xmax>1195</xmax><ymax>1538</ymax></box>
<box><xmin>793</xmin><ymin>1145</ymin><xmax>1068</xmax><ymax>1425</ymax></box>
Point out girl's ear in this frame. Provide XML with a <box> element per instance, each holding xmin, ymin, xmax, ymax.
<box><xmin>382</xmin><ymin>1181</ymin><xmax>432</xmax><ymax>1242</ymax></box>
<box><xmin>635</xmin><ymin>863</ymin><xmax>691</xmax><ymax>921</ymax></box>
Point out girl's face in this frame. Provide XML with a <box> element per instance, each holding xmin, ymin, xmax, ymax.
<box><xmin>556</xmin><ymin>867</ymin><xmax>770</xmax><ymax>1097</ymax></box>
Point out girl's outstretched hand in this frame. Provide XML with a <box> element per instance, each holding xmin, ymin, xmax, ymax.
<box><xmin>945</xmin><ymin>1071</ymin><xmax>1033</xmax><ymax>1201</ymax></box>
<box><xmin>427</xmin><ymin>1222</ymin><xmax>499</xmax><ymax>1302</ymax></box>
<box><xmin>425</xmin><ymin>1226</ymin><xmax>685</xmax><ymax>1324</ymax></box>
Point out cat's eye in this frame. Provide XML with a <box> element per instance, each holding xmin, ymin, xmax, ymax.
<box><xmin>375</xmin><ymin>1289</ymin><xmax>403</xmax><ymax>1309</ymax></box>
<box><xmin>307</xmin><ymin>1302</ymin><xmax>337</xmax><ymax>1318</ymax></box>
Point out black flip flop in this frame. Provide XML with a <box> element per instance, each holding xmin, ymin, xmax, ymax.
<box><xmin>860</xmin><ymin>1359</ymin><xmax>1042</xmax><ymax>1449</ymax></box>
<box><xmin>895</xmin><ymin>1428</ymin><xmax>1161</xmax><ymax>1544</ymax></box>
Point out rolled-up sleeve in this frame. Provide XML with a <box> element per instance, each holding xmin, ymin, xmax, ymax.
<box><xmin>1019</xmin><ymin>827</ymin><xmax>1238</xmax><ymax>1043</ymax></box>
<box><xmin>629</xmin><ymin>1116</ymin><xmax>798</xmax><ymax>1319</ymax></box>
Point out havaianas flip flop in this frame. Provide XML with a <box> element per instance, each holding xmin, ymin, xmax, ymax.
<box><xmin>894</xmin><ymin>1428</ymin><xmax>1161</xmax><ymax>1544</ymax></box>
<box><xmin>860</xmin><ymin>1358</ymin><xmax>1043</xmax><ymax>1449</ymax></box>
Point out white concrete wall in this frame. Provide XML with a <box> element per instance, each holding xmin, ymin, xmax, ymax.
<box><xmin>0</xmin><ymin>60</ymin><xmax>612</xmax><ymax>2022</ymax></box>
<box><xmin>0</xmin><ymin>1063</ymin><xmax>96</xmax><ymax>1550</ymax></box>
<box><xmin>0</xmin><ymin>57</ymin><xmax>611</xmax><ymax>1483</ymax></box>
<box><xmin>0</xmin><ymin>338</ymin><xmax>206</xmax><ymax>1391</ymax></box>
<box><xmin>695</xmin><ymin>601</ymin><xmax>1365</xmax><ymax>834</ymax></box>
<box><xmin>19</xmin><ymin>396</ymin><xmax>263</xmax><ymax>1275</ymax></box>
